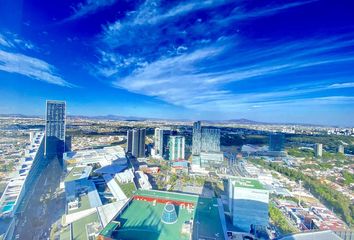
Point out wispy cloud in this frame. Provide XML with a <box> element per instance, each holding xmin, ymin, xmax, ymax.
<box><xmin>0</xmin><ymin>34</ymin><xmax>74</xmax><ymax>87</ymax></box>
<box><xmin>62</xmin><ymin>0</ymin><xmax>117</xmax><ymax>22</ymax></box>
<box><xmin>94</xmin><ymin>0</ymin><xmax>353</xmax><ymax>113</ymax></box>
<box><xmin>328</xmin><ymin>82</ymin><xmax>354</xmax><ymax>89</ymax></box>
<box><xmin>0</xmin><ymin>34</ymin><xmax>14</xmax><ymax>48</ymax></box>
<box><xmin>226</xmin><ymin>0</ymin><xmax>317</xmax><ymax>22</ymax></box>
<box><xmin>0</xmin><ymin>33</ymin><xmax>36</xmax><ymax>51</ymax></box>
<box><xmin>104</xmin><ymin>35</ymin><xmax>354</xmax><ymax>111</ymax></box>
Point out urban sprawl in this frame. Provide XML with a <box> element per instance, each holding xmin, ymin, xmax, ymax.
<box><xmin>0</xmin><ymin>101</ymin><xmax>353</xmax><ymax>240</ymax></box>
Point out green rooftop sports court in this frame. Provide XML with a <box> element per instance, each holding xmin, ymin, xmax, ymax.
<box><xmin>99</xmin><ymin>190</ymin><xmax>226</xmax><ymax>240</ymax></box>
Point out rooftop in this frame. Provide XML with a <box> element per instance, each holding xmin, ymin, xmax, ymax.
<box><xmin>230</xmin><ymin>177</ymin><xmax>266</xmax><ymax>190</ymax></box>
<box><xmin>60</xmin><ymin>212</ymin><xmax>102</xmax><ymax>240</ymax></box>
<box><xmin>65</xmin><ymin>166</ymin><xmax>92</xmax><ymax>182</ymax></box>
<box><xmin>64</xmin><ymin>146</ymin><xmax>127</xmax><ymax>168</ymax></box>
<box><xmin>99</xmin><ymin>190</ymin><xmax>225</xmax><ymax>240</ymax></box>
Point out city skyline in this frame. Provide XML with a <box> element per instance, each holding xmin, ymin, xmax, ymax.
<box><xmin>1</xmin><ymin>0</ymin><xmax>354</xmax><ymax>126</ymax></box>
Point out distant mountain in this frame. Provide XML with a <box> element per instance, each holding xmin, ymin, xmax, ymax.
<box><xmin>0</xmin><ymin>113</ymin><xmax>347</xmax><ymax>127</ymax></box>
<box><xmin>224</xmin><ymin>118</ymin><xmax>264</xmax><ymax>124</ymax></box>
<box><xmin>68</xmin><ymin>114</ymin><xmax>158</xmax><ymax>121</ymax></box>
<box><xmin>0</xmin><ymin>113</ymin><xmax>42</xmax><ymax>118</ymax></box>
<box><xmin>201</xmin><ymin>118</ymin><xmax>265</xmax><ymax>125</ymax></box>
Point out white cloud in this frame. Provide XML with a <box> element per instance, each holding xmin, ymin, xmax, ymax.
<box><xmin>107</xmin><ymin>35</ymin><xmax>354</xmax><ymax>111</ymax></box>
<box><xmin>0</xmin><ymin>33</ymin><xmax>36</xmax><ymax>51</ymax></box>
<box><xmin>328</xmin><ymin>82</ymin><xmax>354</xmax><ymax>89</ymax></box>
<box><xmin>0</xmin><ymin>34</ymin><xmax>14</xmax><ymax>48</ymax></box>
<box><xmin>95</xmin><ymin>0</ymin><xmax>353</xmax><ymax>113</ymax></box>
<box><xmin>227</xmin><ymin>0</ymin><xmax>317</xmax><ymax>22</ymax></box>
<box><xmin>62</xmin><ymin>0</ymin><xmax>117</xmax><ymax>22</ymax></box>
<box><xmin>0</xmin><ymin>34</ymin><xmax>74</xmax><ymax>87</ymax></box>
<box><xmin>0</xmin><ymin>50</ymin><xmax>74</xmax><ymax>87</ymax></box>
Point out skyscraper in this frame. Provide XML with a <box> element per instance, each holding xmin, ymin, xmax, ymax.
<box><xmin>154</xmin><ymin>128</ymin><xmax>171</xmax><ymax>159</ymax></box>
<box><xmin>45</xmin><ymin>100</ymin><xmax>66</xmax><ymax>161</ymax></box>
<box><xmin>269</xmin><ymin>133</ymin><xmax>285</xmax><ymax>152</ymax></box>
<box><xmin>131</xmin><ymin>128</ymin><xmax>146</xmax><ymax>158</ymax></box>
<box><xmin>192</xmin><ymin>121</ymin><xmax>201</xmax><ymax>155</ymax></box>
<box><xmin>191</xmin><ymin>121</ymin><xmax>223</xmax><ymax>170</ymax></box>
<box><xmin>201</xmin><ymin>128</ymin><xmax>220</xmax><ymax>152</ymax></box>
<box><xmin>126</xmin><ymin>130</ymin><xmax>133</xmax><ymax>153</ymax></box>
<box><xmin>154</xmin><ymin>128</ymin><xmax>161</xmax><ymax>154</ymax></box>
<box><xmin>192</xmin><ymin>122</ymin><xmax>220</xmax><ymax>154</ymax></box>
<box><xmin>139</xmin><ymin>128</ymin><xmax>146</xmax><ymax>157</ymax></box>
<box><xmin>168</xmin><ymin>136</ymin><xmax>185</xmax><ymax>161</ymax></box>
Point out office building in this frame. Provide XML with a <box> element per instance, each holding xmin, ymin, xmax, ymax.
<box><xmin>168</xmin><ymin>136</ymin><xmax>185</xmax><ymax>161</ymax></box>
<box><xmin>45</xmin><ymin>100</ymin><xmax>66</xmax><ymax>160</ymax></box>
<box><xmin>228</xmin><ymin>177</ymin><xmax>269</xmax><ymax>233</ymax></box>
<box><xmin>192</xmin><ymin>121</ymin><xmax>202</xmax><ymax>155</ymax></box>
<box><xmin>315</xmin><ymin>143</ymin><xmax>323</xmax><ymax>157</ymax></box>
<box><xmin>338</xmin><ymin>145</ymin><xmax>344</xmax><ymax>154</ymax></box>
<box><xmin>269</xmin><ymin>133</ymin><xmax>285</xmax><ymax>152</ymax></box>
<box><xmin>201</xmin><ymin>128</ymin><xmax>220</xmax><ymax>152</ymax></box>
<box><xmin>126</xmin><ymin>130</ymin><xmax>133</xmax><ymax>153</ymax></box>
<box><xmin>191</xmin><ymin>121</ymin><xmax>223</xmax><ymax>170</ymax></box>
<box><xmin>192</xmin><ymin>122</ymin><xmax>220</xmax><ymax>154</ymax></box>
<box><xmin>131</xmin><ymin>129</ymin><xmax>146</xmax><ymax>158</ymax></box>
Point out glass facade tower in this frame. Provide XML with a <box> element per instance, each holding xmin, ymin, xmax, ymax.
<box><xmin>45</xmin><ymin>100</ymin><xmax>66</xmax><ymax>161</ymax></box>
<box><xmin>126</xmin><ymin>130</ymin><xmax>133</xmax><ymax>153</ymax></box>
<box><xmin>269</xmin><ymin>133</ymin><xmax>285</xmax><ymax>152</ymax></box>
<box><xmin>201</xmin><ymin>128</ymin><xmax>220</xmax><ymax>152</ymax></box>
<box><xmin>131</xmin><ymin>128</ymin><xmax>146</xmax><ymax>158</ymax></box>
<box><xmin>192</xmin><ymin>121</ymin><xmax>201</xmax><ymax>155</ymax></box>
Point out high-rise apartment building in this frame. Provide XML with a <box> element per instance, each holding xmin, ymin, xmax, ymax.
<box><xmin>269</xmin><ymin>133</ymin><xmax>285</xmax><ymax>152</ymax></box>
<box><xmin>168</xmin><ymin>136</ymin><xmax>185</xmax><ymax>161</ymax></box>
<box><xmin>315</xmin><ymin>143</ymin><xmax>323</xmax><ymax>157</ymax></box>
<box><xmin>154</xmin><ymin>128</ymin><xmax>161</xmax><ymax>154</ymax></box>
<box><xmin>154</xmin><ymin>128</ymin><xmax>171</xmax><ymax>159</ymax></box>
<box><xmin>131</xmin><ymin>128</ymin><xmax>146</xmax><ymax>158</ymax></box>
<box><xmin>192</xmin><ymin>121</ymin><xmax>202</xmax><ymax>155</ymax></box>
<box><xmin>201</xmin><ymin>128</ymin><xmax>220</xmax><ymax>152</ymax></box>
<box><xmin>45</xmin><ymin>100</ymin><xmax>66</xmax><ymax>161</ymax></box>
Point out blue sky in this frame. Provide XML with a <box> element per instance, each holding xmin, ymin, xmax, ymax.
<box><xmin>0</xmin><ymin>0</ymin><xmax>354</xmax><ymax>126</ymax></box>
